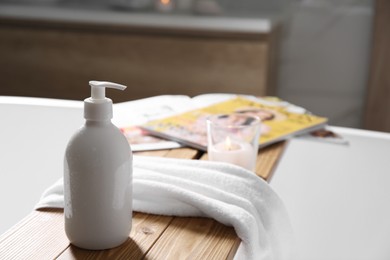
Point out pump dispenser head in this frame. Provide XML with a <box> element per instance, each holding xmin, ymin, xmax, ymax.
<box><xmin>84</xmin><ymin>81</ymin><xmax>127</xmax><ymax>121</ymax></box>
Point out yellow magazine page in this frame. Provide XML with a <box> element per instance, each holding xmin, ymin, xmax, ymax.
<box><xmin>142</xmin><ymin>96</ymin><xmax>328</xmax><ymax>150</ymax></box>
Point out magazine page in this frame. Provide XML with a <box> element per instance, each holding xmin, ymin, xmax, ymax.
<box><xmin>113</xmin><ymin>95</ymin><xmax>193</xmax><ymax>151</ymax></box>
<box><xmin>113</xmin><ymin>95</ymin><xmax>193</xmax><ymax>127</ymax></box>
<box><xmin>142</xmin><ymin>96</ymin><xmax>328</xmax><ymax>151</ymax></box>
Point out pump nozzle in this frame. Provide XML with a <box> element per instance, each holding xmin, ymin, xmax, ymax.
<box><xmin>85</xmin><ymin>81</ymin><xmax>127</xmax><ymax>121</ymax></box>
<box><xmin>89</xmin><ymin>81</ymin><xmax>127</xmax><ymax>100</ymax></box>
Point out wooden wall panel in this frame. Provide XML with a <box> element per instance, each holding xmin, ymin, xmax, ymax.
<box><xmin>364</xmin><ymin>0</ymin><xmax>390</xmax><ymax>132</ymax></box>
<box><xmin>0</xmin><ymin>20</ymin><xmax>277</xmax><ymax>103</ymax></box>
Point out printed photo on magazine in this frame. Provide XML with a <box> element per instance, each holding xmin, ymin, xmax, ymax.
<box><xmin>141</xmin><ymin>96</ymin><xmax>328</xmax><ymax>151</ymax></box>
<box><xmin>298</xmin><ymin>128</ymin><xmax>349</xmax><ymax>145</ymax></box>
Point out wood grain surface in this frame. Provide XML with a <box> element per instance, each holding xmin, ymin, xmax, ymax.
<box><xmin>364</xmin><ymin>0</ymin><xmax>390</xmax><ymax>132</ymax></box>
<box><xmin>0</xmin><ymin>18</ymin><xmax>279</xmax><ymax>102</ymax></box>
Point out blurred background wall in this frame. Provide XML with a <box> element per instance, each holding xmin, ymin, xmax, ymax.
<box><xmin>0</xmin><ymin>0</ymin><xmax>375</xmax><ymax>129</ymax></box>
<box><xmin>276</xmin><ymin>0</ymin><xmax>373</xmax><ymax>128</ymax></box>
<box><xmin>203</xmin><ymin>0</ymin><xmax>374</xmax><ymax>128</ymax></box>
<box><xmin>227</xmin><ymin>0</ymin><xmax>373</xmax><ymax>128</ymax></box>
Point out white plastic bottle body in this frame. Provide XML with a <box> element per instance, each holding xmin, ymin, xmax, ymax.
<box><xmin>64</xmin><ymin>120</ymin><xmax>132</xmax><ymax>250</ymax></box>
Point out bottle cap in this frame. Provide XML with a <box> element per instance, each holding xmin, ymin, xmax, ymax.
<box><xmin>84</xmin><ymin>81</ymin><xmax>127</xmax><ymax>121</ymax></box>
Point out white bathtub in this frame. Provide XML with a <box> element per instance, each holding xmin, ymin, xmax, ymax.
<box><xmin>0</xmin><ymin>97</ymin><xmax>83</xmax><ymax>235</ymax></box>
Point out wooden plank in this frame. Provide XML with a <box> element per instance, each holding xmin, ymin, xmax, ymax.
<box><xmin>164</xmin><ymin>147</ymin><xmax>202</xmax><ymax>159</ymax></box>
<box><xmin>0</xmin><ymin>171</ymin><xmax>185</xmax><ymax>260</ymax></box>
<box><xmin>134</xmin><ymin>149</ymin><xmax>170</xmax><ymax>157</ymax></box>
<box><xmin>134</xmin><ymin>147</ymin><xmax>200</xmax><ymax>159</ymax></box>
<box><xmin>0</xmin><ymin>209</ymin><xmax>69</xmax><ymax>260</ymax></box>
<box><xmin>57</xmin><ymin>212</ymin><xmax>173</xmax><ymax>259</ymax></box>
<box><xmin>145</xmin><ymin>217</ymin><xmax>240</xmax><ymax>260</ymax></box>
<box><xmin>135</xmin><ymin>147</ymin><xmax>200</xmax><ymax>159</ymax></box>
<box><xmin>255</xmin><ymin>141</ymin><xmax>287</xmax><ymax>181</ymax></box>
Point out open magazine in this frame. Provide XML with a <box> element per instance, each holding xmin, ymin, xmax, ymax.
<box><xmin>113</xmin><ymin>95</ymin><xmax>194</xmax><ymax>152</ymax></box>
<box><xmin>140</xmin><ymin>96</ymin><xmax>328</xmax><ymax>151</ymax></box>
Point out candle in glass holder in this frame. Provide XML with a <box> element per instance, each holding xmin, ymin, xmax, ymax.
<box><xmin>155</xmin><ymin>0</ymin><xmax>174</xmax><ymax>12</ymax></box>
<box><xmin>207</xmin><ymin>113</ymin><xmax>261</xmax><ymax>172</ymax></box>
<box><xmin>209</xmin><ymin>136</ymin><xmax>256</xmax><ymax>171</ymax></box>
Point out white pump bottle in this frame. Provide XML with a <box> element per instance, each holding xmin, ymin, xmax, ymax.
<box><xmin>64</xmin><ymin>81</ymin><xmax>132</xmax><ymax>250</ymax></box>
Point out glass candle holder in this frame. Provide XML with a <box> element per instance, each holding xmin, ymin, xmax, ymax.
<box><xmin>206</xmin><ymin>113</ymin><xmax>261</xmax><ymax>172</ymax></box>
<box><xmin>155</xmin><ymin>0</ymin><xmax>174</xmax><ymax>12</ymax></box>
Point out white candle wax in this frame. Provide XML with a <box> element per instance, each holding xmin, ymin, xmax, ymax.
<box><xmin>208</xmin><ymin>140</ymin><xmax>256</xmax><ymax>171</ymax></box>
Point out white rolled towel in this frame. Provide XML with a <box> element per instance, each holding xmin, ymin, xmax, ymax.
<box><xmin>35</xmin><ymin>155</ymin><xmax>294</xmax><ymax>260</ymax></box>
